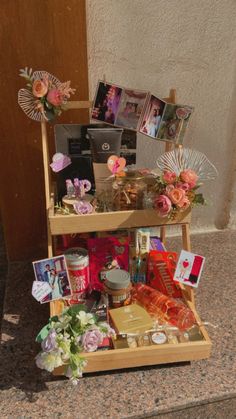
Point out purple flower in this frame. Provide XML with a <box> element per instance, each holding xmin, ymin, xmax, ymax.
<box><xmin>81</xmin><ymin>328</ymin><xmax>104</xmax><ymax>352</ymax></box>
<box><xmin>41</xmin><ymin>329</ymin><xmax>57</xmax><ymax>352</ymax></box>
<box><xmin>73</xmin><ymin>201</ymin><xmax>93</xmax><ymax>215</ymax></box>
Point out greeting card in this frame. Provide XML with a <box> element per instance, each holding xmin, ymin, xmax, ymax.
<box><xmin>173</xmin><ymin>250</ymin><xmax>205</xmax><ymax>288</ymax></box>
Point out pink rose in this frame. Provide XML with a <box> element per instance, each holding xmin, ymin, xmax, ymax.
<box><xmin>47</xmin><ymin>88</ymin><xmax>63</xmax><ymax>106</ymax></box>
<box><xmin>154</xmin><ymin>194</ymin><xmax>172</xmax><ymax>216</ymax></box>
<box><xmin>168</xmin><ymin>188</ymin><xmax>186</xmax><ymax>205</ymax></box>
<box><xmin>162</xmin><ymin>170</ymin><xmax>177</xmax><ymax>184</ymax></box>
<box><xmin>32</xmin><ymin>79</ymin><xmax>48</xmax><ymax>98</ymax></box>
<box><xmin>180</xmin><ymin>170</ymin><xmax>198</xmax><ymax>188</ymax></box>
<box><xmin>81</xmin><ymin>328</ymin><xmax>104</xmax><ymax>352</ymax></box>
<box><xmin>176</xmin><ymin>195</ymin><xmax>191</xmax><ymax>210</ymax></box>
<box><xmin>175</xmin><ymin>182</ymin><xmax>190</xmax><ymax>192</ymax></box>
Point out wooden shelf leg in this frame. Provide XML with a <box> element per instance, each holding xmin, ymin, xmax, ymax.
<box><xmin>181</xmin><ymin>223</ymin><xmax>195</xmax><ymax>305</ymax></box>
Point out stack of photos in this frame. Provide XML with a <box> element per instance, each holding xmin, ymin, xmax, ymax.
<box><xmin>33</xmin><ymin>256</ymin><xmax>72</xmax><ymax>303</ymax></box>
<box><xmin>92</xmin><ymin>81</ymin><xmax>194</xmax><ymax>145</ymax></box>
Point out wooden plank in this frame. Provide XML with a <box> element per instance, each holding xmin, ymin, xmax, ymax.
<box><xmin>53</xmin><ymin>339</ymin><xmax>211</xmax><ymax>375</ymax></box>
<box><xmin>0</xmin><ymin>0</ymin><xmax>89</xmax><ymax>261</ymax></box>
<box><xmin>49</xmin><ymin>208</ymin><xmax>191</xmax><ymax>235</ymax></box>
<box><xmin>65</xmin><ymin>100</ymin><xmax>92</xmax><ymax>110</ymax></box>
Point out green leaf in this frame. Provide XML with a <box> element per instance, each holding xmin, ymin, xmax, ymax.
<box><xmin>66</xmin><ymin>304</ymin><xmax>87</xmax><ymax>317</ymax></box>
<box><xmin>49</xmin><ymin>315</ymin><xmax>59</xmax><ymax>323</ymax></box>
<box><xmin>35</xmin><ymin>323</ymin><xmax>50</xmax><ymax>343</ymax></box>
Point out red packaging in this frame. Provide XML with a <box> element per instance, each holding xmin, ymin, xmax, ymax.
<box><xmin>88</xmin><ymin>236</ymin><xmax>130</xmax><ymax>291</ymax></box>
<box><xmin>147</xmin><ymin>250</ymin><xmax>182</xmax><ymax>298</ymax></box>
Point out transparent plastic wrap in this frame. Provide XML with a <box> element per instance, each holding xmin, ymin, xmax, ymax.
<box><xmin>131</xmin><ymin>283</ymin><xmax>196</xmax><ymax>331</ymax></box>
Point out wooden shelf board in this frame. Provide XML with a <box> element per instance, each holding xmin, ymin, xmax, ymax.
<box><xmin>49</xmin><ymin>208</ymin><xmax>191</xmax><ymax>235</ymax></box>
<box><xmin>53</xmin><ymin>338</ymin><xmax>211</xmax><ymax>375</ymax></box>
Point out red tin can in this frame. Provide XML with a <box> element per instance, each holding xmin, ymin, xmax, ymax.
<box><xmin>65</xmin><ymin>247</ymin><xmax>89</xmax><ymax>304</ymax></box>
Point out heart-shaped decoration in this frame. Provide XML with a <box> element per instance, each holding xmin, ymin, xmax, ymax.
<box><xmin>107</xmin><ymin>155</ymin><xmax>126</xmax><ymax>174</ymax></box>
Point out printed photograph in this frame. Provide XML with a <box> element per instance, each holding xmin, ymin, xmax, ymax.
<box><xmin>115</xmin><ymin>89</ymin><xmax>148</xmax><ymax>130</ymax></box>
<box><xmin>173</xmin><ymin>250</ymin><xmax>205</xmax><ymax>288</ymax></box>
<box><xmin>139</xmin><ymin>95</ymin><xmax>166</xmax><ymax>138</ymax></box>
<box><xmin>32</xmin><ymin>255</ymin><xmax>72</xmax><ymax>303</ymax></box>
<box><xmin>158</xmin><ymin>104</ymin><xmax>194</xmax><ymax>144</ymax></box>
<box><xmin>91</xmin><ymin>81</ymin><xmax>122</xmax><ymax>125</ymax></box>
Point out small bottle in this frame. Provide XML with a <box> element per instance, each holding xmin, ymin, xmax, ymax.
<box><xmin>131</xmin><ymin>283</ymin><xmax>196</xmax><ymax>331</ymax></box>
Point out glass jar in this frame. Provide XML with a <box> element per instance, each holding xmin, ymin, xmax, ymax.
<box><xmin>112</xmin><ymin>170</ymin><xmax>147</xmax><ymax>211</ymax></box>
<box><xmin>104</xmin><ymin>269</ymin><xmax>132</xmax><ymax>308</ymax></box>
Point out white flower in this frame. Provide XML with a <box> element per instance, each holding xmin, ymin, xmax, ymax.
<box><xmin>35</xmin><ymin>350</ymin><xmax>63</xmax><ymax>372</ymax></box>
<box><xmin>99</xmin><ymin>322</ymin><xmax>116</xmax><ymax>337</ymax></box>
<box><xmin>76</xmin><ymin>311</ymin><xmax>95</xmax><ymax>327</ymax></box>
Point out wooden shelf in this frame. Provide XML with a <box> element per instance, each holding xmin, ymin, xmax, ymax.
<box><xmin>38</xmin><ymin>91</ymin><xmax>212</xmax><ymax>377</ymax></box>
<box><xmin>49</xmin><ymin>205</ymin><xmax>191</xmax><ymax>235</ymax></box>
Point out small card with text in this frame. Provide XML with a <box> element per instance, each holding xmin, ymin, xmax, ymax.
<box><xmin>173</xmin><ymin>250</ymin><xmax>205</xmax><ymax>288</ymax></box>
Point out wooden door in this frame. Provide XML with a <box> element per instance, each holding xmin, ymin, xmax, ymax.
<box><xmin>0</xmin><ymin>0</ymin><xmax>89</xmax><ymax>261</ymax></box>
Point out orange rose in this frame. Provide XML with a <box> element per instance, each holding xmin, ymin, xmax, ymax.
<box><xmin>32</xmin><ymin>79</ymin><xmax>48</xmax><ymax>98</ymax></box>
<box><xmin>177</xmin><ymin>196</ymin><xmax>191</xmax><ymax>210</ymax></box>
<box><xmin>180</xmin><ymin>169</ymin><xmax>198</xmax><ymax>188</ymax></box>
<box><xmin>168</xmin><ymin>188</ymin><xmax>186</xmax><ymax>205</ymax></box>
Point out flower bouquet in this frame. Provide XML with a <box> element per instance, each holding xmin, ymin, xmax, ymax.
<box><xmin>153</xmin><ymin>148</ymin><xmax>218</xmax><ymax>219</ymax></box>
<box><xmin>18</xmin><ymin>67</ymin><xmax>75</xmax><ymax>121</ymax></box>
<box><xmin>154</xmin><ymin>169</ymin><xmax>204</xmax><ymax>218</ymax></box>
<box><xmin>35</xmin><ymin>304</ymin><xmax>115</xmax><ymax>384</ymax></box>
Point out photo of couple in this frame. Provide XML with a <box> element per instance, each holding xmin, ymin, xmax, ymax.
<box><xmin>33</xmin><ymin>255</ymin><xmax>72</xmax><ymax>303</ymax></box>
<box><xmin>139</xmin><ymin>95</ymin><xmax>165</xmax><ymax>138</ymax></box>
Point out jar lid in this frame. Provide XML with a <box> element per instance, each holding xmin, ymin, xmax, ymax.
<box><xmin>105</xmin><ymin>269</ymin><xmax>130</xmax><ymax>290</ymax></box>
<box><xmin>116</xmin><ymin>170</ymin><xmax>144</xmax><ymax>181</ymax></box>
<box><xmin>64</xmin><ymin>247</ymin><xmax>88</xmax><ymax>262</ymax></box>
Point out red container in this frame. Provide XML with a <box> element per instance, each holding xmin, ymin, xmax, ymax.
<box><xmin>65</xmin><ymin>247</ymin><xmax>90</xmax><ymax>304</ymax></box>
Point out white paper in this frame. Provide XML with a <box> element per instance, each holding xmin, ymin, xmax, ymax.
<box><xmin>32</xmin><ymin>281</ymin><xmax>52</xmax><ymax>302</ymax></box>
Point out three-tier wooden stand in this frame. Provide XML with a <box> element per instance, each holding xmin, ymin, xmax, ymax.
<box><xmin>40</xmin><ymin>90</ymin><xmax>211</xmax><ymax>375</ymax></box>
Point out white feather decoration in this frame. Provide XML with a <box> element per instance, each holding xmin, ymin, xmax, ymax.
<box><xmin>156</xmin><ymin>148</ymin><xmax>218</xmax><ymax>181</ymax></box>
<box><xmin>18</xmin><ymin>70</ymin><xmax>61</xmax><ymax>122</ymax></box>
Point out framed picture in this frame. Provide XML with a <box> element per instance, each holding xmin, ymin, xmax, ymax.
<box><xmin>32</xmin><ymin>255</ymin><xmax>72</xmax><ymax>303</ymax></box>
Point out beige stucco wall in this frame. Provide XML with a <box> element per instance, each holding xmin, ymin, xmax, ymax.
<box><xmin>86</xmin><ymin>0</ymin><xmax>236</xmax><ymax>232</ymax></box>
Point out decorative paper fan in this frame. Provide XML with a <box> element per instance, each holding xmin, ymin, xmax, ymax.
<box><xmin>18</xmin><ymin>70</ymin><xmax>61</xmax><ymax>122</ymax></box>
<box><xmin>156</xmin><ymin>148</ymin><xmax>218</xmax><ymax>181</ymax></box>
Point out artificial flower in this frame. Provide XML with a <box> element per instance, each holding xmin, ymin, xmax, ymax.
<box><xmin>81</xmin><ymin>328</ymin><xmax>104</xmax><ymax>352</ymax></box>
<box><xmin>165</xmin><ymin>184</ymin><xmax>175</xmax><ymax>196</ymax></box>
<box><xmin>41</xmin><ymin>329</ymin><xmax>57</xmax><ymax>352</ymax></box>
<box><xmin>175</xmin><ymin>182</ymin><xmax>190</xmax><ymax>191</ymax></box>
<box><xmin>19</xmin><ymin>67</ymin><xmax>75</xmax><ymax>122</ymax></box>
<box><xmin>154</xmin><ymin>194</ymin><xmax>172</xmax><ymax>217</ymax></box>
<box><xmin>47</xmin><ymin>88</ymin><xmax>64</xmax><ymax>106</ymax></box>
<box><xmin>180</xmin><ymin>169</ymin><xmax>198</xmax><ymax>188</ymax></box>
<box><xmin>168</xmin><ymin>188</ymin><xmax>186</xmax><ymax>205</ymax></box>
<box><xmin>36</xmin><ymin>305</ymin><xmax>113</xmax><ymax>383</ymax></box>
<box><xmin>176</xmin><ymin>195</ymin><xmax>191</xmax><ymax>210</ymax></box>
<box><xmin>162</xmin><ymin>170</ymin><xmax>177</xmax><ymax>184</ymax></box>
<box><xmin>76</xmin><ymin>311</ymin><xmax>95</xmax><ymax>327</ymax></box>
<box><xmin>36</xmin><ymin>350</ymin><xmax>63</xmax><ymax>372</ymax></box>
<box><xmin>32</xmin><ymin>78</ymin><xmax>48</xmax><ymax>98</ymax></box>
